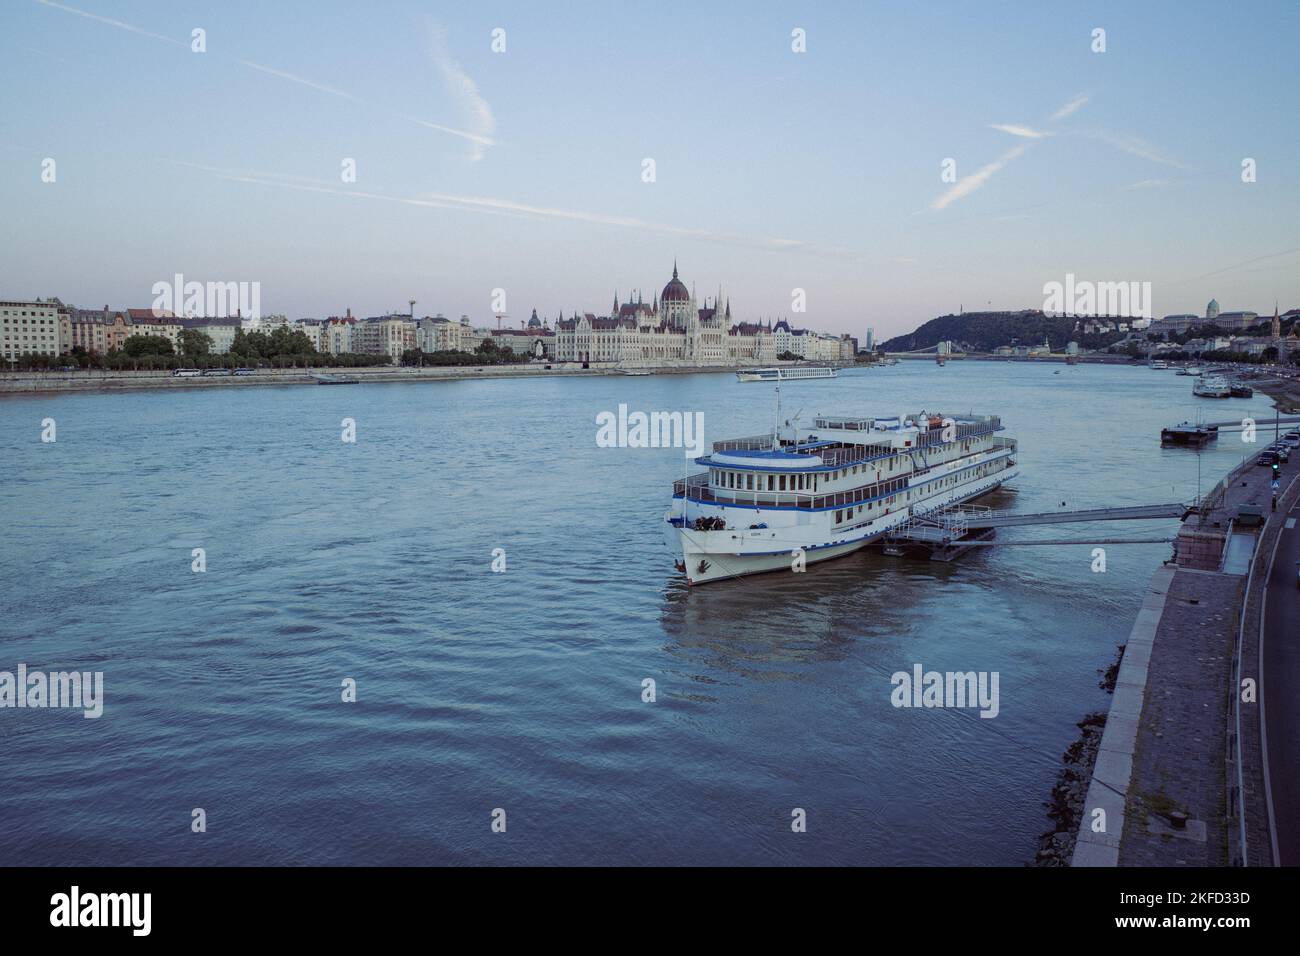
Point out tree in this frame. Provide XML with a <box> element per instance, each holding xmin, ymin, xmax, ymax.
<box><xmin>179</xmin><ymin>329</ymin><xmax>214</xmax><ymax>359</ymax></box>
<box><xmin>123</xmin><ymin>334</ymin><xmax>175</xmax><ymax>357</ymax></box>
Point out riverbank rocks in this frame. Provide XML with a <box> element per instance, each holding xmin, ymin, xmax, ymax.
<box><xmin>1033</xmin><ymin>644</ymin><xmax>1125</xmax><ymax>866</ymax></box>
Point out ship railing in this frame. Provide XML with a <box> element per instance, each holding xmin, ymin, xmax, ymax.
<box><xmin>675</xmin><ymin>473</ymin><xmax>910</xmax><ymax>510</ymax></box>
<box><xmin>913</xmin><ymin>423</ymin><xmax>1000</xmax><ymax>448</ymax></box>
<box><xmin>817</xmin><ymin>443</ymin><xmax>895</xmax><ymax>467</ymax></box>
<box><xmin>901</xmin><ymin>501</ymin><xmax>972</xmax><ymax>538</ymax></box>
<box><xmin>711</xmin><ymin>435</ymin><xmax>776</xmax><ymax>452</ymax></box>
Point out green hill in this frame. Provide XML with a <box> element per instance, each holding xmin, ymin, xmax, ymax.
<box><xmin>879</xmin><ymin>310</ymin><xmax>1129</xmax><ymax>353</ymax></box>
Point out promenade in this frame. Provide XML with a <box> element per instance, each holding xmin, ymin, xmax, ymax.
<box><xmin>1072</xmin><ymin>430</ymin><xmax>1298</xmax><ymax>866</ymax></box>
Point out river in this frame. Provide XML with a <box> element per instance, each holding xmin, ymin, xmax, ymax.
<box><xmin>0</xmin><ymin>361</ymin><xmax>1267</xmax><ymax>864</ymax></box>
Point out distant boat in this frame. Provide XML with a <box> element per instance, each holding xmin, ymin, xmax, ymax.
<box><xmin>1149</xmin><ymin>360</ymin><xmax>1169</xmax><ymax>370</ymax></box>
<box><xmin>1192</xmin><ymin>374</ymin><xmax>1231</xmax><ymax>398</ymax></box>
<box><xmin>736</xmin><ymin>366</ymin><xmax>837</xmax><ymax>382</ymax></box>
<box><xmin>312</xmin><ymin>373</ymin><xmax>359</xmax><ymax>385</ymax></box>
<box><xmin>617</xmin><ymin>368</ymin><xmax>652</xmax><ymax>376</ymax></box>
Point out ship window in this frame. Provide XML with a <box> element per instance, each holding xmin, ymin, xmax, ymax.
<box><xmin>746</xmin><ymin>474</ymin><xmax>754</xmax><ymax>490</ymax></box>
<box><xmin>835</xmin><ymin>510</ymin><xmax>842</xmax><ymax>523</ymax></box>
<box><xmin>779</xmin><ymin>475</ymin><xmax>787</xmax><ymax>491</ymax></box>
<box><xmin>767</xmin><ymin>475</ymin><xmax>775</xmax><ymax>491</ymax></box>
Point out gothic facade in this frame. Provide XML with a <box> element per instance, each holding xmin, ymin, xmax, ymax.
<box><xmin>554</xmin><ymin>263</ymin><xmax>776</xmax><ymax>366</ymax></box>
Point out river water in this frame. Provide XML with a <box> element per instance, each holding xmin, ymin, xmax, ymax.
<box><xmin>0</xmin><ymin>362</ymin><xmax>1268</xmax><ymax>864</ymax></box>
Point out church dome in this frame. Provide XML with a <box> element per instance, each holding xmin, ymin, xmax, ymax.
<box><xmin>528</xmin><ymin>308</ymin><xmax>541</xmax><ymax>328</ymax></box>
<box><xmin>661</xmin><ymin>262</ymin><xmax>689</xmax><ymax>303</ymax></box>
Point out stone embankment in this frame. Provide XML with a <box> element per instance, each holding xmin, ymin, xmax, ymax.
<box><xmin>0</xmin><ymin>361</ymin><xmax>817</xmax><ymax>395</ymax></box>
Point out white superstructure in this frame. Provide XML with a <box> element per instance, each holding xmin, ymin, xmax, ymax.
<box><xmin>1192</xmin><ymin>374</ymin><xmax>1231</xmax><ymax>397</ymax></box>
<box><xmin>736</xmin><ymin>366</ymin><xmax>837</xmax><ymax>382</ymax></box>
<box><xmin>665</xmin><ymin>409</ymin><xmax>1018</xmax><ymax>584</ymax></box>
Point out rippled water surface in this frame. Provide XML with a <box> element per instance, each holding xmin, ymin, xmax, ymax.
<box><xmin>0</xmin><ymin>363</ymin><xmax>1265</xmax><ymax>864</ymax></box>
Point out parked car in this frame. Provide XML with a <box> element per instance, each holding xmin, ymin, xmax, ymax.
<box><xmin>1257</xmin><ymin>451</ymin><xmax>1278</xmax><ymax>466</ymax></box>
<box><xmin>1270</xmin><ymin>445</ymin><xmax>1290</xmax><ymax>462</ymax></box>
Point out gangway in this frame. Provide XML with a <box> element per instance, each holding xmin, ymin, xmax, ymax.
<box><xmin>880</xmin><ymin>500</ymin><xmax>1189</xmax><ymax>562</ymax></box>
<box><xmin>951</xmin><ymin>502</ymin><xmax>1189</xmax><ymax>529</ymax></box>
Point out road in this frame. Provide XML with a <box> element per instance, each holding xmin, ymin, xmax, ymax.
<box><xmin>1263</xmin><ymin>499</ymin><xmax>1300</xmax><ymax>865</ymax></box>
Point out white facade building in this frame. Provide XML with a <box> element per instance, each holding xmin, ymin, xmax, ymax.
<box><xmin>0</xmin><ymin>300</ymin><xmax>63</xmax><ymax>362</ymax></box>
<box><xmin>554</xmin><ymin>264</ymin><xmax>775</xmax><ymax>366</ymax></box>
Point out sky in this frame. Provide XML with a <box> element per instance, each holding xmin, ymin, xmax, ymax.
<box><xmin>2</xmin><ymin>0</ymin><xmax>1298</xmax><ymax>341</ymax></box>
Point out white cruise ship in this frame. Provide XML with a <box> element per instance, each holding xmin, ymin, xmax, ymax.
<box><xmin>736</xmin><ymin>366</ymin><xmax>838</xmax><ymax>382</ymax></box>
<box><xmin>665</xmin><ymin>410</ymin><xmax>1018</xmax><ymax>584</ymax></box>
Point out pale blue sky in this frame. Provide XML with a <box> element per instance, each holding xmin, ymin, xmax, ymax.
<box><xmin>2</xmin><ymin>0</ymin><xmax>1297</xmax><ymax>339</ymax></box>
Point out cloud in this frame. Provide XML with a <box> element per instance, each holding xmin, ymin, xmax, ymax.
<box><xmin>930</xmin><ymin>92</ymin><xmax>1087</xmax><ymax>211</ymax></box>
<box><xmin>237</xmin><ymin>61</ymin><xmax>364</xmax><ymax>103</ymax></box>
<box><xmin>990</xmin><ymin>124</ymin><xmax>1049</xmax><ymax>139</ymax></box>
<box><xmin>1121</xmin><ymin>179</ymin><xmax>1170</xmax><ymax>191</ymax></box>
<box><xmin>930</xmin><ymin>144</ymin><xmax>1031</xmax><ymax>211</ymax></box>
<box><xmin>186</xmin><ymin>164</ymin><xmax>819</xmax><ymax>254</ymax></box>
<box><xmin>36</xmin><ymin>1</ymin><xmax>492</xmax><ymax>155</ymax></box>
<box><xmin>1082</xmin><ymin>131</ymin><xmax>1188</xmax><ymax>170</ymax></box>
<box><xmin>1174</xmin><ymin>247</ymin><xmax>1300</xmax><ymax>284</ymax></box>
<box><xmin>426</xmin><ymin>27</ymin><xmax>496</xmax><ymax>161</ymax></box>
<box><xmin>35</xmin><ymin>0</ymin><xmax>186</xmax><ymax>46</ymax></box>
<box><xmin>1050</xmin><ymin>93</ymin><xmax>1090</xmax><ymax>121</ymax></box>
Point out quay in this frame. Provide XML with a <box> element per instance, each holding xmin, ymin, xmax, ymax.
<box><xmin>0</xmin><ymin>362</ymin><xmax>845</xmax><ymax>395</ymax></box>
<box><xmin>1070</xmin><ymin>443</ymin><xmax>1300</xmax><ymax>866</ymax></box>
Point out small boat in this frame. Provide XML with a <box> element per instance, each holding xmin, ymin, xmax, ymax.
<box><xmin>1149</xmin><ymin>360</ymin><xmax>1169</xmax><ymax>370</ymax></box>
<box><xmin>1230</xmin><ymin>382</ymin><xmax>1254</xmax><ymax>398</ymax></box>
<box><xmin>736</xmin><ymin>366</ymin><xmax>838</xmax><ymax>382</ymax></box>
<box><xmin>617</xmin><ymin>368</ymin><xmax>652</xmax><ymax>376</ymax></box>
<box><xmin>1193</xmin><ymin>374</ymin><xmax>1231</xmax><ymax>398</ymax></box>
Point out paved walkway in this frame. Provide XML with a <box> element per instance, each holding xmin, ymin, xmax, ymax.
<box><xmin>1075</xmin><ymin>435</ymin><xmax>1297</xmax><ymax>866</ymax></box>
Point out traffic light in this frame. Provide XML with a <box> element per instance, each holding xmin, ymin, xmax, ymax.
<box><xmin>1272</xmin><ymin>460</ymin><xmax>1282</xmax><ymax>479</ymax></box>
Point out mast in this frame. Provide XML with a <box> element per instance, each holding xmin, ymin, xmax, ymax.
<box><xmin>773</xmin><ymin>381</ymin><xmax>782</xmax><ymax>450</ymax></box>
